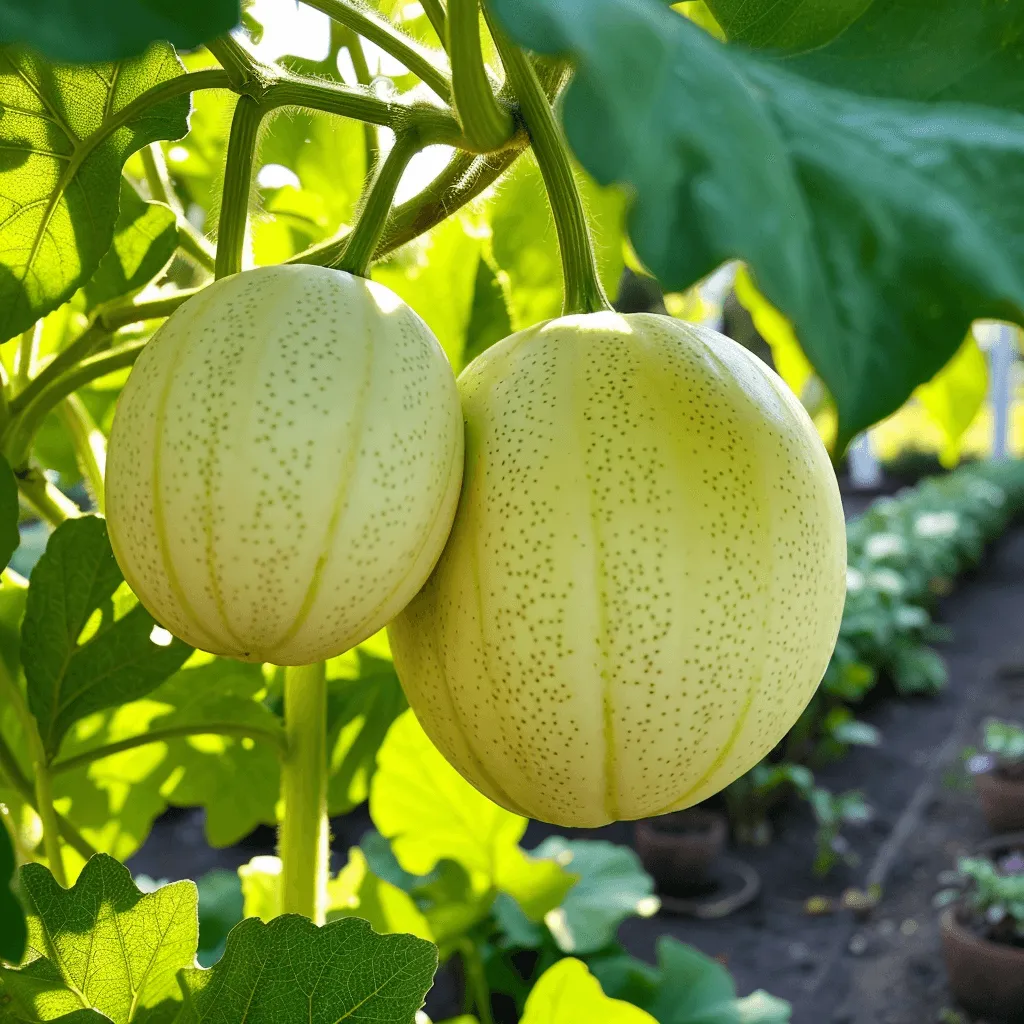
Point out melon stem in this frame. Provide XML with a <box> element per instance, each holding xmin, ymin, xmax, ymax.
<box><xmin>279</xmin><ymin>661</ymin><xmax>329</xmax><ymax>923</ymax></box>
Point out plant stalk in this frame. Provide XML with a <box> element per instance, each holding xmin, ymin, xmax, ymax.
<box><xmin>339</xmin><ymin>132</ymin><xmax>424</xmax><ymax>277</ymax></box>
<box><xmin>338</xmin><ymin>26</ymin><xmax>380</xmax><ymax>174</ymax></box>
<box><xmin>16</xmin><ymin>469</ymin><xmax>80</xmax><ymax>526</ymax></box>
<box><xmin>420</xmin><ymin>0</ymin><xmax>448</xmax><ymax>48</ymax></box>
<box><xmin>489</xmin><ymin>22</ymin><xmax>610</xmax><ymax>315</ymax></box>
<box><xmin>215</xmin><ymin>95</ymin><xmax>265</xmax><ymax>280</ymax></box>
<box><xmin>449</xmin><ymin>0</ymin><xmax>514</xmax><ymax>152</ymax></box>
<box><xmin>58</xmin><ymin>396</ymin><xmax>106</xmax><ymax>515</ymax></box>
<box><xmin>279</xmin><ymin>662</ymin><xmax>329</xmax><ymax>924</ymax></box>
<box><xmin>458</xmin><ymin>939</ymin><xmax>495</xmax><ymax>1024</ymax></box>
<box><xmin>14</xmin><ymin>324</ymin><xmax>40</xmax><ymax>390</ymax></box>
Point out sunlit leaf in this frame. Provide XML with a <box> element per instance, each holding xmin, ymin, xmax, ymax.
<box><xmin>0</xmin><ymin>854</ymin><xmax>195</xmax><ymax>1024</ymax></box>
<box><xmin>176</xmin><ymin>916</ymin><xmax>437</xmax><ymax>1024</ymax></box>
<box><xmin>520</xmin><ymin>958</ymin><xmax>655</xmax><ymax>1024</ymax></box>
<box><xmin>0</xmin><ymin>44</ymin><xmax>190</xmax><ymax>342</ymax></box>
<box><xmin>705</xmin><ymin>0</ymin><xmax>871</xmax><ymax>52</ymax></box>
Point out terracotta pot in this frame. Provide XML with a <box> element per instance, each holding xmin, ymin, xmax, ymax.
<box><xmin>940</xmin><ymin>907</ymin><xmax>1024</xmax><ymax>1023</ymax></box>
<box><xmin>634</xmin><ymin>809</ymin><xmax>727</xmax><ymax>893</ymax></box>
<box><xmin>975</xmin><ymin>770</ymin><xmax>1024</xmax><ymax>833</ymax></box>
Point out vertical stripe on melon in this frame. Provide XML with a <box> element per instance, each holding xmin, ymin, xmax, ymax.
<box><xmin>106</xmin><ymin>264</ymin><xmax>464</xmax><ymax>665</ymax></box>
<box><xmin>388</xmin><ymin>311</ymin><xmax>846</xmax><ymax>827</ymax></box>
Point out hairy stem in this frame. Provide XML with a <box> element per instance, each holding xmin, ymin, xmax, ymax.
<box><xmin>302</xmin><ymin>0</ymin><xmax>453</xmax><ymax>103</ymax></box>
<box><xmin>449</xmin><ymin>0</ymin><xmax>514</xmax><ymax>152</ymax></box>
<box><xmin>421</xmin><ymin>0</ymin><xmax>448</xmax><ymax>48</ymax></box>
<box><xmin>489</xmin><ymin>23</ymin><xmax>610</xmax><ymax>315</ymax></box>
<box><xmin>14</xmin><ymin>324</ymin><xmax>40</xmax><ymax>390</ymax></box>
<box><xmin>279</xmin><ymin>662</ymin><xmax>329</xmax><ymax>924</ymax></box>
<box><xmin>52</xmin><ymin>723</ymin><xmax>287</xmax><ymax>775</ymax></box>
<box><xmin>215</xmin><ymin>95</ymin><xmax>264</xmax><ymax>279</ymax></box>
<box><xmin>57</xmin><ymin>396</ymin><xmax>106</xmax><ymax>515</ymax></box>
<box><xmin>339</xmin><ymin>132</ymin><xmax>424</xmax><ymax>277</ymax></box>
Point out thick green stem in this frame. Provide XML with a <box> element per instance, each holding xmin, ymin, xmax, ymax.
<box><xmin>57</xmin><ymin>396</ymin><xmax>106</xmax><ymax>515</ymax></box>
<box><xmin>458</xmin><ymin>940</ymin><xmax>495</xmax><ymax>1024</ymax></box>
<box><xmin>14</xmin><ymin>325</ymin><xmax>40</xmax><ymax>390</ymax></box>
<box><xmin>449</xmin><ymin>0</ymin><xmax>514</xmax><ymax>152</ymax></box>
<box><xmin>421</xmin><ymin>0</ymin><xmax>448</xmax><ymax>48</ymax></box>
<box><xmin>279</xmin><ymin>663</ymin><xmax>329</xmax><ymax>924</ymax></box>
<box><xmin>302</xmin><ymin>0</ymin><xmax>452</xmax><ymax>103</ymax></box>
<box><xmin>215</xmin><ymin>95</ymin><xmax>264</xmax><ymax>280</ymax></box>
<box><xmin>339</xmin><ymin>133</ymin><xmax>424</xmax><ymax>277</ymax></box>
<box><xmin>52</xmin><ymin>723</ymin><xmax>287</xmax><ymax>775</ymax></box>
<box><xmin>33</xmin><ymin>763</ymin><xmax>66</xmax><ymax>886</ymax></box>
<box><xmin>16</xmin><ymin>469</ymin><xmax>80</xmax><ymax>526</ymax></box>
<box><xmin>206</xmin><ymin>34</ymin><xmax>267</xmax><ymax>92</ymax></box>
<box><xmin>490</xmin><ymin>25</ymin><xmax>610</xmax><ymax>315</ymax></box>
<box><xmin>338</xmin><ymin>26</ymin><xmax>380</xmax><ymax>174</ymax></box>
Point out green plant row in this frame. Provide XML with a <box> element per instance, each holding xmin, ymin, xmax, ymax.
<box><xmin>726</xmin><ymin>460</ymin><xmax>1024</xmax><ymax>874</ymax></box>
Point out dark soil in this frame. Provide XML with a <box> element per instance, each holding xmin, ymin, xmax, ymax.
<box><xmin>128</xmin><ymin>510</ymin><xmax>1024</xmax><ymax>1024</ymax></box>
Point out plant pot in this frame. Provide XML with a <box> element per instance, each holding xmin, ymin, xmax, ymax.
<box><xmin>940</xmin><ymin>907</ymin><xmax>1024</xmax><ymax>1023</ymax></box>
<box><xmin>975</xmin><ymin>770</ymin><xmax>1024</xmax><ymax>833</ymax></box>
<box><xmin>634</xmin><ymin>809</ymin><xmax>727</xmax><ymax>893</ymax></box>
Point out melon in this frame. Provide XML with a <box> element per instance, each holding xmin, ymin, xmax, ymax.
<box><xmin>389</xmin><ymin>312</ymin><xmax>846</xmax><ymax>826</ymax></box>
<box><xmin>106</xmin><ymin>264</ymin><xmax>463</xmax><ymax>666</ymax></box>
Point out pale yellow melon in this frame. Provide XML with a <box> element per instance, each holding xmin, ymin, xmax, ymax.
<box><xmin>389</xmin><ymin>312</ymin><xmax>846</xmax><ymax>826</ymax></box>
<box><xmin>106</xmin><ymin>264</ymin><xmax>463</xmax><ymax>665</ymax></box>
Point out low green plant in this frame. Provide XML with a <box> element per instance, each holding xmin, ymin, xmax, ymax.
<box><xmin>950</xmin><ymin>855</ymin><xmax>1024</xmax><ymax>947</ymax></box>
<box><xmin>982</xmin><ymin>719</ymin><xmax>1024</xmax><ymax>778</ymax></box>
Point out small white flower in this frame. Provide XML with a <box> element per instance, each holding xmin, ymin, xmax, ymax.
<box><xmin>913</xmin><ymin>511</ymin><xmax>959</xmax><ymax>538</ymax></box>
<box><xmin>846</xmin><ymin>567</ymin><xmax>865</xmax><ymax>593</ymax></box>
<box><xmin>867</xmin><ymin>569</ymin><xmax>904</xmax><ymax>596</ymax></box>
<box><xmin>864</xmin><ymin>532</ymin><xmax>906</xmax><ymax>560</ymax></box>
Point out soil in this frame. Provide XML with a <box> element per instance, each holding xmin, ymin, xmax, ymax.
<box><xmin>128</xmin><ymin>501</ymin><xmax>1024</xmax><ymax>1024</ymax></box>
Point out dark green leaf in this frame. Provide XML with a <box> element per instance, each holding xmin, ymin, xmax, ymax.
<box><xmin>0</xmin><ymin>44</ymin><xmax>189</xmax><ymax>342</ymax></box>
<box><xmin>532</xmin><ymin>838</ymin><xmax>656</xmax><ymax>955</ymax></box>
<box><xmin>0</xmin><ymin>456</ymin><xmax>19</xmax><ymax>571</ymax></box>
<box><xmin>704</xmin><ymin>0</ymin><xmax>871</xmax><ymax>52</ymax></box>
<box><xmin>84</xmin><ymin>182</ymin><xmax>177</xmax><ymax>308</ymax></box>
<box><xmin>175</xmin><ymin>916</ymin><xmax>438</xmax><ymax>1024</ymax></box>
<box><xmin>21</xmin><ymin>516</ymin><xmax>192</xmax><ymax>760</ymax></box>
<box><xmin>0</xmin><ymin>854</ymin><xmax>196</xmax><ymax>1024</ymax></box>
<box><xmin>463</xmin><ymin>254</ymin><xmax>514</xmax><ymax>368</ymax></box>
<box><xmin>786</xmin><ymin>0</ymin><xmax>1024</xmax><ymax>112</ymax></box>
<box><xmin>0</xmin><ymin>822</ymin><xmax>26</xmax><ymax>966</ymax></box>
<box><xmin>485</xmin><ymin>0</ymin><xmax>1024</xmax><ymax>441</ymax></box>
<box><xmin>0</xmin><ymin>0</ymin><xmax>240</xmax><ymax>64</ymax></box>
<box><xmin>196</xmin><ymin>870</ymin><xmax>243</xmax><ymax>968</ymax></box>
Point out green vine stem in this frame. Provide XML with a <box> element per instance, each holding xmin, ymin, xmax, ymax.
<box><xmin>449</xmin><ymin>0</ymin><xmax>514</xmax><ymax>152</ymax></box>
<box><xmin>339</xmin><ymin>132</ymin><xmax>425</xmax><ymax>277</ymax></box>
<box><xmin>457</xmin><ymin>939</ymin><xmax>495</xmax><ymax>1024</ymax></box>
<box><xmin>140</xmin><ymin>146</ymin><xmax>216</xmax><ymax>272</ymax></box>
<box><xmin>14</xmin><ymin>324</ymin><xmax>40</xmax><ymax>389</ymax></box>
<box><xmin>279</xmin><ymin>662</ymin><xmax>329</xmax><ymax>924</ymax></box>
<box><xmin>57</xmin><ymin>396</ymin><xmax>106</xmax><ymax>515</ymax></box>
<box><xmin>421</xmin><ymin>0</ymin><xmax>449</xmax><ymax>49</ymax></box>
<box><xmin>489</xmin><ymin>24</ymin><xmax>610</xmax><ymax>316</ymax></box>
<box><xmin>338</xmin><ymin>26</ymin><xmax>380</xmax><ymax>174</ymax></box>
<box><xmin>16</xmin><ymin>468</ymin><xmax>80</xmax><ymax>527</ymax></box>
<box><xmin>215</xmin><ymin>95</ymin><xmax>264</xmax><ymax>280</ymax></box>
<box><xmin>51</xmin><ymin>723</ymin><xmax>287</xmax><ymax>775</ymax></box>
<box><xmin>302</xmin><ymin>0</ymin><xmax>453</xmax><ymax>103</ymax></box>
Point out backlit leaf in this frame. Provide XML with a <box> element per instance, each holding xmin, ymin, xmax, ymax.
<box><xmin>705</xmin><ymin>0</ymin><xmax>872</xmax><ymax>52</ymax></box>
<box><xmin>520</xmin><ymin>958</ymin><xmax>655</xmax><ymax>1024</ymax></box>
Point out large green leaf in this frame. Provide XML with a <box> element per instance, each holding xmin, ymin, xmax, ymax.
<box><xmin>175</xmin><ymin>916</ymin><xmax>437</xmax><ymax>1024</ymax></box>
<box><xmin>84</xmin><ymin>182</ymin><xmax>177</xmax><ymax>308</ymax></box>
<box><xmin>0</xmin><ymin>1</ymin><xmax>239</xmax><ymax>63</ymax></box>
<box><xmin>787</xmin><ymin>0</ymin><xmax>1024</xmax><ymax>111</ymax></box>
<box><xmin>0</xmin><ymin>855</ymin><xmax>196</xmax><ymax>1024</ymax></box>
<box><xmin>0</xmin><ymin>44</ymin><xmax>189</xmax><ymax>342</ymax></box>
<box><xmin>0</xmin><ymin>822</ymin><xmax>26</xmax><ymax>966</ymax></box>
<box><xmin>485</xmin><ymin>0</ymin><xmax>1024</xmax><ymax>443</ymax></box>
<box><xmin>520</xmin><ymin>958</ymin><xmax>655</xmax><ymax>1024</ymax></box>
<box><xmin>49</xmin><ymin>655</ymin><xmax>281</xmax><ymax>861</ymax></box>
<box><xmin>532</xmin><ymin>838</ymin><xmax>658</xmax><ymax>955</ymax></box>
<box><xmin>21</xmin><ymin>517</ymin><xmax>192</xmax><ymax>760</ymax></box>
<box><xmin>0</xmin><ymin>455</ymin><xmax>19</xmax><ymax>571</ymax></box>
<box><xmin>370</xmin><ymin>712</ymin><xmax>574</xmax><ymax>920</ymax></box>
<box><xmin>704</xmin><ymin>0</ymin><xmax>871</xmax><ymax>52</ymax></box>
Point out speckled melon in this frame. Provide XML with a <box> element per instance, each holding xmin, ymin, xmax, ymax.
<box><xmin>388</xmin><ymin>312</ymin><xmax>846</xmax><ymax>827</ymax></box>
<box><xmin>106</xmin><ymin>264</ymin><xmax>463</xmax><ymax>666</ymax></box>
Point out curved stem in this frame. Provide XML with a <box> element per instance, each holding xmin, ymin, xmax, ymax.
<box><xmin>420</xmin><ymin>0</ymin><xmax>448</xmax><ymax>49</ymax></box>
<box><xmin>302</xmin><ymin>0</ymin><xmax>453</xmax><ymax>103</ymax></box>
<box><xmin>57</xmin><ymin>397</ymin><xmax>106</xmax><ymax>515</ymax></box>
<box><xmin>449</xmin><ymin>0</ymin><xmax>513</xmax><ymax>152</ymax></box>
<box><xmin>338</xmin><ymin>26</ymin><xmax>380</xmax><ymax>174</ymax></box>
<box><xmin>215</xmin><ymin>95</ymin><xmax>264</xmax><ymax>279</ymax></box>
<box><xmin>205</xmin><ymin>34</ymin><xmax>268</xmax><ymax>93</ymax></box>
<box><xmin>51</xmin><ymin>723</ymin><xmax>287</xmax><ymax>776</ymax></box>
<box><xmin>16</xmin><ymin>469</ymin><xmax>80</xmax><ymax>526</ymax></box>
<box><xmin>140</xmin><ymin>148</ymin><xmax>217</xmax><ymax>273</ymax></box>
<box><xmin>279</xmin><ymin>662</ymin><xmax>329</xmax><ymax>924</ymax></box>
<box><xmin>457</xmin><ymin>939</ymin><xmax>495</xmax><ymax>1024</ymax></box>
<box><xmin>489</xmin><ymin>23</ymin><xmax>610</xmax><ymax>315</ymax></box>
<box><xmin>6</xmin><ymin>342</ymin><xmax>146</xmax><ymax>470</ymax></box>
<box><xmin>14</xmin><ymin>325</ymin><xmax>40</xmax><ymax>390</ymax></box>
<box><xmin>339</xmin><ymin>132</ymin><xmax>424</xmax><ymax>277</ymax></box>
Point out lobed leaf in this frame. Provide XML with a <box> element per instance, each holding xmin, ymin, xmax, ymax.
<box><xmin>704</xmin><ymin>0</ymin><xmax>872</xmax><ymax>52</ymax></box>
<box><xmin>485</xmin><ymin>0</ymin><xmax>1024</xmax><ymax>442</ymax></box>
<box><xmin>21</xmin><ymin>517</ymin><xmax>192</xmax><ymax>761</ymax></box>
<box><xmin>520</xmin><ymin>958</ymin><xmax>655</xmax><ymax>1024</ymax></box>
<box><xmin>0</xmin><ymin>44</ymin><xmax>189</xmax><ymax>342</ymax></box>
<box><xmin>175</xmin><ymin>915</ymin><xmax>437</xmax><ymax>1024</ymax></box>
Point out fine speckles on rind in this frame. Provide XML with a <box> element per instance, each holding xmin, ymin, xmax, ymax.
<box><xmin>388</xmin><ymin>312</ymin><xmax>847</xmax><ymax>827</ymax></box>
<box><xmin>105</xmin><ymin>264</ymin><xmax>464</xmax><ymax>665</ymax></box>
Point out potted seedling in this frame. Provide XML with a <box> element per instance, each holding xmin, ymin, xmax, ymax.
<box><xmin>969</xmin><ymin>719</ymin><xmax>1024</xmax><ymax>833</ymax></box>
<box><xmin>938</xmin><ymin>852</ymin><xmax>1024</xmax><ymax>1023</ymax></box>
